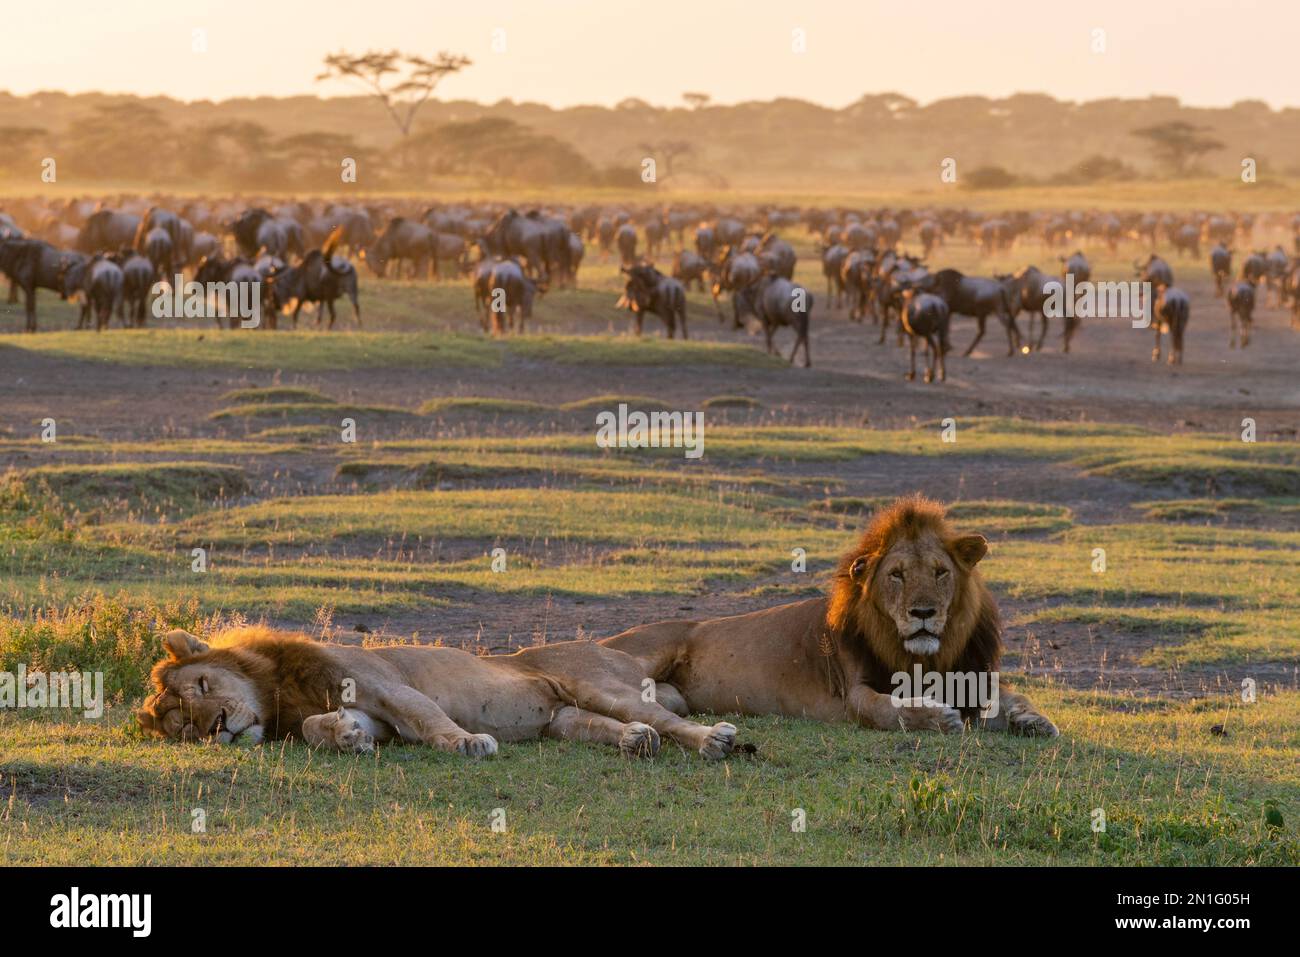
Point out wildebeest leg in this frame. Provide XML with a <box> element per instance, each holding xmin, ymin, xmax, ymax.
<box><xmin>351</xmin><ymin>294</ymin><xmax>361</xmax><ymax>327</ymax></box>
<box><xmin>25</xmin><ymin>287</ymin><xmax>39</xmax><ymax>332</ymax></box>
<box><xmin>678</xmin><ymin>305</ymin><xmax>688</xmax><ymax>340</ymax></box>
<box><xmin>1034</xmin><ymin>312</ymin><xmax>1047</xmax><ymax>351</ymax></box>
<box><xmin>935</xmin><ymin>333</ymin><xmax>946</xmax><ymax>382</ymax></box>
<box><xmin>906</xmin><ymin>334</ymin><xmax>917</xmax><ymax>380</ymax></box>
<box><xmin>6</xmin><ymin>280</ymin><xmax>16</xmax><ymax>305</ymax></box>
<box><xmin>1062</xmin><ymin>316</ymin><xmax>1077</xmax><ymax>353</ymax></box>
<box><xmin>543</xmin><ymin>705</ymin><xmax>661</xmax><ymax>757</ymax></box>
<box><xmin>327</xmin><ymin>299</ymin><xmax>337</xmax><ymax>330</ymax></box>
<box><xmin>1003</xmin><ymin>314</ymin><xmax>1021</xmax><ymax>356</ymax></box>
<box><xmin>964</xmin><ymin>315</ymin><xmax>987</xmax><ymax>356</ymax></box>
<box><xmin>1151</xmin><ymin>325</ymin><xmax>1161</xmax><ymax>363</ymax></box>
<box><xmin>1228</xmin><ymin>310</ymin><xmax>1237</xmax><ymax>349</ymax></box>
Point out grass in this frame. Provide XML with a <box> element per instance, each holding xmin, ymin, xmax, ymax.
<box><xmin>3</xmin><ymin>328</ymin><xmax>783</xmax><ymax>371</ymax></box>
<box><xmin>2</xmin><ymin>684</ymin><xmax>1295</xmax><ymax>865</ymax></box>
<box><xmin>0</xmin><ymin>392</ymin><xmax>1296</xmax><ymax>864</ymax></box>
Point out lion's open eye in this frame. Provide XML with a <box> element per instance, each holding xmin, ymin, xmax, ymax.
<box><xmin>888</xmin><ymin>570</ymin><xmax>904</xmax><ymax>582</ymax></box>
<box><xmin>198</xmin><ymin>676</ymin><xmax>210</xmax><ymax>695</ymax></box>
<box><xmin>935</xmin><ymin>568</ymin><xmax>950</xmax><ymax>580</ymax></box>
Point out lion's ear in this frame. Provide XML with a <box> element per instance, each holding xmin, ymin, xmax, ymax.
<box><xmin>849</xmin><ymin>556</ymin><xmax>869</xmax><ymax>581</ymax></box>
<box><xmin>951</xmin><ymin>534</ymin><xmax>988</xmax><ymax>567</ymax></box>
<box><xmin>162</xmin><ymin>630</ymin><xmax>209</xmax><ymax>661</ymax></box>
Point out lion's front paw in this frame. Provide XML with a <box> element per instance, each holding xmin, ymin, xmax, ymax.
<box><xmin>891</xmin><ymin>697</ymin><xmax>965</xmax><ymax>734</ymax></box>
<box><xmin>699</xmin><ymin>721</ymin><xmax>737</xmax><ymax>760</ymax></box>
<box><xmin>310</xmin><ymin>708</ymin><xmax>375</xmax><ymax>753</ymax></box>
<box><xmin>619</xmin><ymin>722</ymin><xmax>661</xmax><ymax>758</ymax></box>
<box><xmin>455</xmin><ymin>733</ymin><xmax>499</xmax><ymax>758</ymax></box>
<box><xmin>1009</xmin><ymin>709</ymin><xmax>1059</xmax><ymax>738</ymax></box>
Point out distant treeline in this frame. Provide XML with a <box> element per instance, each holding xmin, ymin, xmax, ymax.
<box><xmin>1</xmin><ymin>90</ymin><xmax>1298</xmax><ymax>191</ymax></box>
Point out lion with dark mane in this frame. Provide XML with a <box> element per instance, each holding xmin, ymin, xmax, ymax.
<box><xmin>601</xmin><ymin>495</ymin><xmax>1058</xmax><ymax>736</ymax></box>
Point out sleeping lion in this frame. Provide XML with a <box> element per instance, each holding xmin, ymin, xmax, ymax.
<box><xmin>600</xmin><ymin>495</ymin><xmax>1059</xmax><ymax>737</ymax></box>
<box><xmin>138</xmin><ymin>628</ymin><xmax>738</xmax><ymax>759</ymax></box>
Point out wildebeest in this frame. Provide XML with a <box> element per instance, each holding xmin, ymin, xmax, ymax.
<box><xmin>1152</xmin><ymin>286</ymin><xmax>1190</xmax><ymax>365</ymax></box>
<box><xmin>133</xmin><ymin>207</ymin><xmax>189</xmax><ymax>272</ymax></box>
<box><xmin>1135</xmin><ymin>254</ymin><xmax>1173</xmax><ymax>290</ymax></box>
<box><xmin>617</xmin><ymin>263</ymin><xmax>688</xmax><ymax>339</ymax></box>
<box><xmin>671</xmin><ymin>250</ymin><xmax>709</xmax><ymax>292</ymax></box>
<box><xmin>1170</xmin><ymin>224</ymin><xmax>1200</xmax><ymax>258</ymax></box>
<box><xmin>921</xmin><ymin>268</ymin><xmax>1020</xmax><ymax>357</ymax></box>
<box><xmin>118</xmin><ymin>250</ymin><xmax>156</xmax><ymax>326</ymax></box>
<box><xmin>188</xmin><ymin>231</ymin><xmax>221</xmax><ymax>268</ymax></box>
<box><xmin>756</xmin><ymin>234</ymin><xmax>796</xmax><ymax>279</ymax></box>
<box><xmin>0</xmin><ymin>238</ymin><xmax>85</xmax><ymax>331</ymax></box>
<box><xmin>615</xmin><ymin>223</ymin><xmax>638</xmax><ymax>265</ymax></box>
<box><xmin>733</xmin><ymin>274</ymin><xmax>812</xmax><ymax>367</ymax></box>
<box><xmin>898</xmin><ymin>287</ymin><xmax>950</xmax><ymax>383</ymax></box>
<box><xmin>821</xmin><ymin>243</ymin><xmax>849</xmax><ymax>310</ymax></box>
<box><xmin>999</xmin><ymin>265</ymin><xmax>1053</xmax><ymax>351</ymax></box>
<box><xmin>1209</xmin><ymin>243</ymin><xmax>1233</xmax><ymax>297</ymax></box>
<box><xmin>485</xmin><ymin>258</ymin><xmax>545</xmax><ymax>335</ymax></box>
<box><xmin>140</xmin><ymin>227</ymin><xmax>175</xmax><ymax>277</ymax></box>
<box><xmin>264</xmin><ymin>229</ymin><xmax>361</xmax><ymax>330</ymax></box>
<box><xmin>1265</xmin><ymin>246</ymin><xmax>1290</xmax><ymax>306</ymax></box>
<box><xmin>77</xmin><ymin>209</ymin><xmax>141</xmax><ymax>255</ymax></box>
<box><xmin>840</xmin><ymin>248</ymin><xmax>876</xmax><ymax>321</ymax></box>
<box><xmin>363</xmin><ymin>217</ymin><xmax>436</xmax><ymax>279</ymax></box>
<box><xmin>229</xmin><ymin>208</ymin><xmax>303</xmax><ymax>260</ymax></box>
<box><xmin>710</xmin><ymin>247</ymin><xmax>762</xmax><ymax>327</ymax></box>
<box><xmin>1240</xmin><ymin>250</ymin><xmax>1269</xmax><ymax>286</ymax></box>
<box><xmin>483</xmin><ymin>209</ymin><xmax>569</xmax><ymax>282</ymax></box>
<box><xmin>62</xmin><ymin>254</ymin><xmax>124</xmax><ymax>331</ymax></box>
<box><xmin>1226</xmin><ymin>279</ymin><xmax>1256</xmax><ymax>349</ymax></box>
<box><xmin>193</xmin><ymin>255</ymin><xmax>263</xmax><ymax>329</ymax></box>
<box><xmin>1058</xmin><ymin>250</ymin><xmax>1091</xmax><ymax>352</ymax></box>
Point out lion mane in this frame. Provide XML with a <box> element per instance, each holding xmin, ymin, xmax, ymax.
<box><xmin>823</xmin><ymin>495</ymin><xmax>1003</xmax><ymax>701</ymax></box>
<box><xmin>141</xmin><ymin>627</ymin><xmax>349</xmax><ymax>740</ymax></box>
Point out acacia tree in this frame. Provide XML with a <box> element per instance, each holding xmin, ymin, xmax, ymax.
<box><xmin>638</xmin><ymin>140</ymin><xmax>693</xmax><ymax>181</ymax></box>
<box><xmin>1131</xmin><ymin>122</ymin><xmax>1224</xmax><ymax>177</ymax></box>
<box><xmin>317</xmin><ymin>50</ymin><xmax>472</xmax><ymax>139</ymax></box>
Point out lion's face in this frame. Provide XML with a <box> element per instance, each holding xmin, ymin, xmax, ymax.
<box><xmin>845</xmin><ymin>527</ymin><xmax>988</xmax><ymax>662</ymax></box>
<box><xmin>137</xmin><ymin>631</ymin><xmax>265</xmax><ymax>744</ymax></box>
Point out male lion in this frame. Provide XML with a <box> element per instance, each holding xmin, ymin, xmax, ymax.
<box><xmin>138</xmin><ymin>628</ymin><xmax>738</xmax><ymax>759</ymax></box>
<box><xmin>600</xmin><ymin>496</ymin><xmax>1058</xmax><ymax>736</ymax></box>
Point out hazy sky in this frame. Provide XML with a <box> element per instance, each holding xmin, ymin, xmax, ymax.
<box><xmin>3</xmin><ymin>0</ymin><xmax>1292</xmax><ymax>109</ymax></box>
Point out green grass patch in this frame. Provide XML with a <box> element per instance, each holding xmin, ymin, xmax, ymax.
<box><xmin>4</xmin><ymin>462</ymin><xmax>248</xmax><ymax>519</ymax></box>
<box><xmin>2</xmin><ymin>684</ymin><xmax>1295</xmax><ymax>865</ymax></box>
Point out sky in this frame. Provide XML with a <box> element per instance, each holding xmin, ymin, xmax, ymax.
<box><xmin>1</xmin><ymin>0</ymin><xmax>1292</xmax><ymax>110</ymax></box>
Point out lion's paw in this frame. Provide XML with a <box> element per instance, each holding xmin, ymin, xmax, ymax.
<box><xmin>314</xmin><ymin>708</ymin><xmax>375</xmax><ymax>753</ymax></box>
<box><xmin>699</xmin><ymin>721</ymin><xmax>737</xmax><ymax>760</ymax></box>
<box><xmin>892</xmin><ymin>697</ymin><xmax>965</xmax><ymax>734</ymax></box>
<box><xmin>619</xmin><ymin>722</ymin><xmax>661</xmax><ymax>758</ymax></box>
<box><xmin>456</xmin><ymin>733</ymin><xmax>499</xmax><ymax>758</ymax></box>
<box><xmin>1009</xmin><ymin>710</ymin><xmax>1059</xmax><ymax>738</ymax></box>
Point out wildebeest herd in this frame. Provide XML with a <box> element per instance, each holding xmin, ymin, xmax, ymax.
<box><xmin>2</xmin><ymin>197</ymin><xmax>1298</xmax><ymax>379</ymax></box>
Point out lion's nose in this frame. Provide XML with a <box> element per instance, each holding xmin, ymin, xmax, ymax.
<box><xmin>910</xmin><ymin>607</ymin><xmax>937</xmax><ymax>620</ymax></box>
